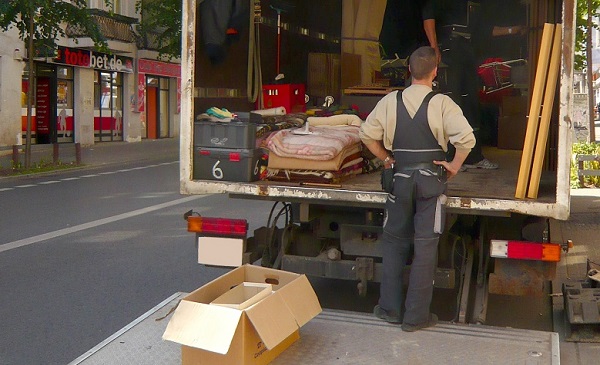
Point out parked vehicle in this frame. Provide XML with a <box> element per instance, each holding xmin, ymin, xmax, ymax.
<box><xmin>180</xmin><ymin>0</ymin><xmax>575</xmax><ymax>325</ymax></box>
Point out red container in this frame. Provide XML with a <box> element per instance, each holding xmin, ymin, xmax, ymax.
<box><xmin>261</xmin><ymin>84</ymin><xmax>306</xmax><ymax>113</ymax></box>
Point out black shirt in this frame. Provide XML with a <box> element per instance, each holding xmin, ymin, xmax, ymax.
<box><xmin>379</xmin><ymin>0</ymin><xmax>436</xmax><ymax>59</ymax></box>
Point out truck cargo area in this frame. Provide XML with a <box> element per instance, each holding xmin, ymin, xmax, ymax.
<box><xmin>70</xmin><ymin>292</ymin><xmax>560</xmax><ymax>365</ymax></box>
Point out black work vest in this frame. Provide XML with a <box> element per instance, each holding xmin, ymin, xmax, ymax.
<box><xmin>392</xmin><ymin>91</ymin><xmax>445</xmax><ymax>167</ymax></box>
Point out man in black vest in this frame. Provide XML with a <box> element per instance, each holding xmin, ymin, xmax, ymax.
<box><xmin>360</xmin><ymin>46</ymin><xmax>475</xmax><ymax>331</ymax></box>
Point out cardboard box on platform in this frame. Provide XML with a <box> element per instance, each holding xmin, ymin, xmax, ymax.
<box><xmin>163</xmin><ymin>265</ymin><xmax>322</xmax><ymax>365</ymax></box>
<box><xmin>498</xmin><ymin>115</ymin><xmax>527</xmax><ymax>150</ymax></box>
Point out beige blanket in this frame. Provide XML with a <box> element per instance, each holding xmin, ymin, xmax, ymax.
<box><xmin>268</xmin><ymin>143</ymin><xmax>362</xmax><ymax>171</ymax></box>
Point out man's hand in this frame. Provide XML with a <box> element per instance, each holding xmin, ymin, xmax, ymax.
<box><xmin>433</xmin><ymin>160</ymin><xmax>459</xmax><ymax>180</ymax></box>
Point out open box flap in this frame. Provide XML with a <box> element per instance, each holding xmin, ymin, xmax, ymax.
<box><xmin>162</xmin><ymin>300</ymin><xmax>243</xmax><ymax>355</ymax></box>
<box><xmin>277</xmin><ymin>274</ymin><xmax>322</xmax><ymax>326</ymax></box>
<box><xmin>245</xmin><ymin>292</ymin><xmax>298</xmax><ymax>350</ymax></box>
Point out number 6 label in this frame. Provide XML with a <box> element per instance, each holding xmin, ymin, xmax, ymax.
<box><xmin>212</xmin><ymin>160</ymin><xmax>224</xmax><ymax>179</ymax></box>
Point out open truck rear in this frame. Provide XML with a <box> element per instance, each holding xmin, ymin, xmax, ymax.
<box><xmin>179</xmin><ymin>0</ymin><xmax>575</xmax><ymax>326</ymax></box>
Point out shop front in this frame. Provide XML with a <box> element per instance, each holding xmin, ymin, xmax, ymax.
<box><xmin>21</xmin><ymin>46</ymin><xmax>135</xmax><ymax>145</ymax></box>
<box><xmin>21</xmin><ymin>63</ymin><xmax>75</xmax><ymax>144</ymax></box>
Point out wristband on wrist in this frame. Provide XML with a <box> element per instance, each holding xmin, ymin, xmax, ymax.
<box><xmin>384</xmin><ymin>156</ymin><xmax>391</xmax><ymax>164</ymax></box>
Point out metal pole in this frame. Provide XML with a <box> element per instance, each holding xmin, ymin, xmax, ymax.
<box><xmin>25</xmin><ymin>11</ymin><xmax>35</xmax><ymax>168</ymax></box>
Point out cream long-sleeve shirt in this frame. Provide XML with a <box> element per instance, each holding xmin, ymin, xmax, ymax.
<box><xmin>359</xmin><ymin>84</ymin><xmax>475</xmax><ymax>154</ymax></box>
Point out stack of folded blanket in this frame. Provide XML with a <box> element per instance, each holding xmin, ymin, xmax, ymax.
<box><xmin>265</xmin><ymin>115</ymin><xmax>367</xmax><ymax>184</ymax></box>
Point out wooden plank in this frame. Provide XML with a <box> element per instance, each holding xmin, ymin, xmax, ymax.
<box><xmin>528</xmin><ymin>24</ymin><xmax>562</xmax><ymax>199</ymax></box>
<box><xmin>515</xmin><ymin>23</ymin><xmax>555</xmax><ymax>199</ymax></box>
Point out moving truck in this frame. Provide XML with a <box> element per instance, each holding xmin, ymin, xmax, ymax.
<box><xmin>71</xmin><ymin>1</ymin><xmax>578</xmax><ymax>364</ymax></box>
<box><xmin>180</xmin><ymin>0</ymin><xmax>575</xmax><ymax>326</ymax></box>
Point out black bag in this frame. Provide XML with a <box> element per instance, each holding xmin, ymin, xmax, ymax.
<box><xmin>381</xmin><ymin>167</ymin><xmax>394</xmax><ymax>194</ymax></box>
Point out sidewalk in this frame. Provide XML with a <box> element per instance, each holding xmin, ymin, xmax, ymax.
<box><xmin>551</xmin><ymin>188</ymin><xmax>600</xmax><ymax>364</ymax></box>
<box><xmin>0</xmin><ymin>138</ymin><xmax>179</xmax><ymax>174</ymax></box>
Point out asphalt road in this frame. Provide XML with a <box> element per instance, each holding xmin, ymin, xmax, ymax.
<box><xmin>0</xmin><ymin>159</ymin><xmax>279</xmax><ymax>365</ymax></box>
<box><xmin>0</xmin><ymin>149</ymin><xmax>558</xmax><ymax>364</ymax></box>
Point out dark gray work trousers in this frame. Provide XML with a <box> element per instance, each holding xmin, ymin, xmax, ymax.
<box><xmin>379</xmin><ymin>169</ymin><xmax>446</xmax><ymax>325</ymax></box>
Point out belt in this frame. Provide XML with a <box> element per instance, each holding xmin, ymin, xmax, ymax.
<box><xmin>396</xmin><ymin>162</ymin><xmax>438</xmax><ymax>172</ymax></box>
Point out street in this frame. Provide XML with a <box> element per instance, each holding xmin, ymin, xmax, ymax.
<box><xmin>0</xmin><ymin>158</ymin><xmax>280</xmax><ymax>365</ymax></box>
<box><xmin>1</xmin><ymin>140</ymin><xmax>598</xmax><ymax>364</ymax></box>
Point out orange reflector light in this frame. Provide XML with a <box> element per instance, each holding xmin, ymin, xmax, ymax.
<box><xmin>490</xmin><ymin>240</ymin><xmax>561</xmax><ymax>262</ymax></box>
<box><xmin>187</xmin><ymin>216</ymin><xmax>248</xmax><ymax>237</ymax></box>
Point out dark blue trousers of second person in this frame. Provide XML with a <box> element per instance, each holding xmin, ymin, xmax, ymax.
<box><xmin>379</xmin><ymin>170</ymin><xmax>446</xmax><ymax>326</ymax></box>
<box><xmin>442</xmin><ymin>35</ymin><xmax>485</xmax><ymax>164</ymax></box>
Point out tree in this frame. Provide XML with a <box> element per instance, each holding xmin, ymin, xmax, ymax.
<box><xmin>135</xmin><ymin>0</ymin><xmax>182</xmax><ymax>61</ymax></box>
<box><xmin>575</xmin><ymin>0</ymin><xmax>600</xmax><ymax>70</ymax></box>
<box><xmin>575</xmin><ymin>0</ymin><xmax>600</xmax><ymax>142</ymax></box>
<box><xmin>0</xmin><ymin>0</ymin><xmax>111</xmax><ymax>168</ymax></box>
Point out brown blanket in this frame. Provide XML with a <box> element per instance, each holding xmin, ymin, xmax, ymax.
<box><xmin>267</xmin><ymin>143</ymin><xmax>362</xmax><ymax>171</ymax></box>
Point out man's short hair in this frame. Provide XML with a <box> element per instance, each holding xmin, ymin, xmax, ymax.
<box><xmin>409</xmin><ymin>46</ymin><xmax>437</xmax><ymax>80</ymax></box>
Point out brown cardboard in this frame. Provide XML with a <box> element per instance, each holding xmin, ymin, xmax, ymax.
<box><xmin>211</xmin><ymin>282</ymin><xmax>272</xmax><ymax>310</ymax></box>
<box><xmin>307</xmin><ymin>53</ymin><xmax>341</xmax><ymax>100</ymax></box>
<box><xmin>498</xmin><ymin>115</ymin><xmax>527</xmax><ymax>150</ymax></box>
<box><xmin>341</xmin><ymin>52</ymin><xmax>362</xmax><ymax>89</ymax></box>
<box><xmin>181</xmin><ymin>329</ymin><xmax>300</xmax><ymax>365</ymax></box>
<box><xmin>163</xmin><ymin>265</ymin><xmax>322</xmax><ymax>365</ymax></box>
<box><xmin>501</xmin><ymin>95</ymin><xmax>528</xmax><ymax>116</ymax></box>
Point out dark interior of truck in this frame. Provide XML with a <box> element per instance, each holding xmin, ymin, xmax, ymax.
<box><xmin>192</xmin><ymin>0</ymin><xmax>567</xmax><ymax>204</ymax></box>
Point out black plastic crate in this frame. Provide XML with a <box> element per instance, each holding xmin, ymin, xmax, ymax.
<box><xmin>194</xmin><ymin>119</ymin><xmax>257</xmax><ymax>149</ymax></box>
<box><xmin>193</xmin><ymin>147</ymin><xmax>264</xmax><ymax>182</ymax></box>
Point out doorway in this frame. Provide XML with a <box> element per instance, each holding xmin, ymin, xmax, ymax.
<box><xmin>145</xmin><ymin>76</ymin><xmax>170</xmax><ymax>139</ymax></box>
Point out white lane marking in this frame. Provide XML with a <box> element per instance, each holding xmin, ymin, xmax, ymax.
<box><xmin>0</xmin><ymin>161</ymin><xmax>178</xmax><ymax>192</ymax></box>
<box><xmin>0</xmin><ymin>196</ymin><xmax>202</xmax><ymax>254</ymax></box>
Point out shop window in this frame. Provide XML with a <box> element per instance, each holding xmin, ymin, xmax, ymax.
<box><xmin>56</xmin><ymin>66</ymin><xmax>74</xmax><ymax>142</ymax></box>
<box><xmin>94</xmin><ymin>71</ymin><xmax>123</xmax><ymax>142</ymax></box>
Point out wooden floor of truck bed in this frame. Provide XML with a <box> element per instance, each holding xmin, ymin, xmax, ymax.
<box><xmin>259</xmin><ymin>147</ymin><xmax>558</xmax><ymax>204</ymax></box>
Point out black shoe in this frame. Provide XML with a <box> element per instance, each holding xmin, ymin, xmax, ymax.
<box><xmin>373</xmin><ymin>305</ymin><xmax>402</xmax><ymax>324</ymax></box>
<box><xmin>401</xmin><ymin>313</ymin><xmax>438</xmax><ymax>332</ymax></box>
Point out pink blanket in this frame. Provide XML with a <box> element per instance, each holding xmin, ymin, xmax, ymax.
<box><xmin>266</xmin><ymin>125</ymin><xmax>361</xmax><ymax>161</ymax></box>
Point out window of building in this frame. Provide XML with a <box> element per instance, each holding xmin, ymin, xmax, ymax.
<box><xmin>94</xmin><ymin>71</ymin><xmax>123</xmax><ymax>142</ymax></box>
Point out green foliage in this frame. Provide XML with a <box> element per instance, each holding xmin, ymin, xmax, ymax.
<box><xmin>0</xmin><ymin>0</ymin><xmax>112</xmax><ymax>53</ymax></box>
<box><xmin>571</xmin><ymin>142</ymin><xmax>600</xmax><ymax>188</ymax></box>
<box><xmin>575</xmin><ymin>0</ymin><xmax>600</xmax><ymax>70</ymax></box>
<box><xmin>135</xmin><ymin>0</ymin><xmax>182</xmax><ymax>60</ymax></box>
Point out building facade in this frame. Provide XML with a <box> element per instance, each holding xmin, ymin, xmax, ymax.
<box><xmin>0</xmin><ymin>0</ymin><xmax>181</xmax><ymax>147</ymax></box>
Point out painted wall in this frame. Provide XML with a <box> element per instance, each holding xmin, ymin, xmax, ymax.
<box><xmin>74</xmin><ymin>68</ymin><xmax>95</xmax><ymax>146</ymax></box>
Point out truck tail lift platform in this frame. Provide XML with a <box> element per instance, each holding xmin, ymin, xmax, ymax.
<box><xmin>70</xmin><ymin>292</ymin><xmax>560</xmax><ymax>365</ymax></box>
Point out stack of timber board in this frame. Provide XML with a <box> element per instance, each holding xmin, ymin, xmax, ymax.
<box><xmin>515</xmin><ymin>23</ymin><xmax>562</xmax><ymax>199</ymax></box>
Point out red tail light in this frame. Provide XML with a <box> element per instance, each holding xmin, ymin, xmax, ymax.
<box><xmin>187</xmin><ymin>216</ymin><xmax>248</xmax><ymax>237</ymax></box>
<box><xmin>490</xmin><ymin>240</ymin><xmax>561</xmax><ymax>262</ymax></box>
